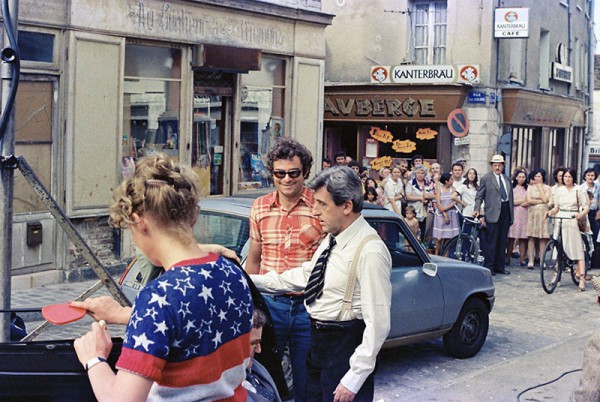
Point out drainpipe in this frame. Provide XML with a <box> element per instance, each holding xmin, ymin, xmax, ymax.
<box><xmin>0</xmin><ymin>0</ymin><xmax>18</xmax><ymax>343</ymax></box>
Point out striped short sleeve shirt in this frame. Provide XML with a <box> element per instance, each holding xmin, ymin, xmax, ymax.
<box><xmin>250</xmin><ymin>187</ymin><xmax>323</xmax><ymax>275</ymax></box>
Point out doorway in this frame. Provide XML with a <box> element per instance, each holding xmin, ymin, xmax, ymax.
<box><xmin>192</xmin><ymin>71</ymin><xmax>234</xmax><ymax>196</ymax></box>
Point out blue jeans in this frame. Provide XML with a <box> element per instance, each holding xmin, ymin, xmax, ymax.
<box><xmin>263</xmin><ymin>294</ymin><xmax>311</xmax><ymax>402</ymax></box>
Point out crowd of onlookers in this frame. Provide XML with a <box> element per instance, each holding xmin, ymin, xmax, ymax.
<box><xmin>323</xmin><ymin>152</ymin><xmax>600</xmax><ymax>273</ymax></box>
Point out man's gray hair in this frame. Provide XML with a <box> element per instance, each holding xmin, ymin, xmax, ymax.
<box><xmin>415</xmin><ymin>164</ymin><xmax>429</xmax><ymax>173</ymax></box>
<box><xmin>309</xmin><ymin>165</ymin><xmax>363</xmax><ymax>213</ymax></box>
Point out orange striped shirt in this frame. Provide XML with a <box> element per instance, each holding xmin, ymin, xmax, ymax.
<box><xmin>250</xmin><ymin>188</ymin><xmax>324</xmax><ymax>275</ymax></box>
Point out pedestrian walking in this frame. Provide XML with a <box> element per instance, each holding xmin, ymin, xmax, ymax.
<box><xmin>251</xmin><ymin>166</ymin><xmax>392</xmax><ymax>401</ymax></box>
<box><xmin>579</xmin><ymin>167</ymin><xmax>600</xmax><ymax>270</ymax></box>
<box><xmin>473</xmin><ymin>154</ymin><xmax>514</xmax><ymax>275</ymax></box>
<box><xmin>547</xmin><ymin>168</ymin><xmax>589</xmax><ymax>291</ymax></box>
<box><xmin>526</xmin><ymin>169</ymin><xmax>551</xmax><ymax>269</ymax></box>
<box><xmin>245</xmin><ymin>138</ymin><xmax>324</xmax><ymax>401</ymax></box>
<box><xmin>507</xmin><ymin>169</ymin><xmax>529</xmax><ymax>267</ymax></box>
<box><xmin>433</xmin><ymin>173</ymin><xmax>460</xmax><ymax>254</ymax></box>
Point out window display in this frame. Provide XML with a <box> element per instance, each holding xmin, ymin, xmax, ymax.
<box><xmin>123</xmin><ymin>44</ymin><xmax>182</xmax><ymax>170</ymax></box>
<box><xmin>238</xmin><ymin>57</ymin><xmax>286</xmax><ymax>191</ymax></box>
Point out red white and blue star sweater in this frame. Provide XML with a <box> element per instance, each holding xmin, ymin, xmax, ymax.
<box><xmin>116</xmin><ymin>254</ymin><xmax>253</xmax><ymax>401</ymax></box>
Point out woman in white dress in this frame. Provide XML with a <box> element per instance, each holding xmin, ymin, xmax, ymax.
<box><xmin>383</xmin><ymin>166</ymin><xmax>404</xmax><ymax>215</ymax></box>
<box><xmin>547</xmin><ymin>168</ymin><xmax>589</xmax><ymax>291</ymax></box>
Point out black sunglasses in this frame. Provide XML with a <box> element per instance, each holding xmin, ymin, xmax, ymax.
<box><xmin>272</xmin><ymin>169</ymin><xmax>303</xmax><ymax>179</ymax></box>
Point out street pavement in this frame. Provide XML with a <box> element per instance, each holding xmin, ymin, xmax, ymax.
<box><xmin>8</xmin><ymin>261</ymin><xmax>600</xmax><ymax>401</ymax></box>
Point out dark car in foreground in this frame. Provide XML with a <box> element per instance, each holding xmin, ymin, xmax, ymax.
<box><xmin>0</xmin><ymin>197</ymin><xmax>494</xmax><ymax>400</ymax></box>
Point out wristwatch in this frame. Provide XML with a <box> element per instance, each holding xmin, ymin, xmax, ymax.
<box><xmin>85</xmin><ymin>356</ymin><xmax>107</xmax><ymax>371</ymax></box>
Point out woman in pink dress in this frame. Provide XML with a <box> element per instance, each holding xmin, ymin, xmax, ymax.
<box><xmin>507</xmin><ymin>169</ymin><xmax>529</xmax><ymax>267</ymax></box>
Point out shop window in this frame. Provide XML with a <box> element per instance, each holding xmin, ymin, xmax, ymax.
<box><xmin>123</xmin><ymin>44</ymin><xmax>181</xmax><ymax>169</ymax></box>
<box><xmin>238</xmin><ymin>56</ymin><xmax>286</xmax><ymax>191</ymax></box>
<box><xmin>412</xmin><ymin>1</ymin><xmax>447</xmax><ymax>65</ymax></box>
<box><xmin>14</xmin><ymin>80</ymin><xmax>54</xmax><ymax>213</ymax></box>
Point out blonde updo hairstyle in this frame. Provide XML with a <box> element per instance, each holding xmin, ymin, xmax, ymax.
<box><xmin>109</xmin><ymin>154</ymin><xmax>200</xmax><ymax>241</ymax></box>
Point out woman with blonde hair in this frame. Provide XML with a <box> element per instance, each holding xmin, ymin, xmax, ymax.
<box><xmin>74</xmin><ymin>154</ymin><xmax>253</xmax><ymax>401</ymax></box>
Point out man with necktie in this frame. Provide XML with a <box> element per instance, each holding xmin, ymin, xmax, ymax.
<box><xmin>251</xmin><ymin>166</ymin><xmax>392</xmax><ymax>402</ymax></box>
<box><xmin>473</xmin><ymin>154</ymin><xmax>514</xmax><ymax>275</ymax></box>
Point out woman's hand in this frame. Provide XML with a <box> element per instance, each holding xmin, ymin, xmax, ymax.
<box><xmin>74</xmin><ymin>322</ymin><xmax>112</xmax><ymax>366</ymax></box>
<box><xmin>70</xmin><ymin>296</ymin><xmax>132</xmax><ymax>325</ymax></box>
<box><xmin>443</xmin><ymin>212</ymin><xmax>450</xmax><ymax>224</ymax></box>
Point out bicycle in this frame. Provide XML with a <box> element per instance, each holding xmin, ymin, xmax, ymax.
<box><xmin>441</xmin><ymin>213</ymin><xmax>485</xmax><ymax>265</ymax></box>
<box><xmin>540</xmin><ymin>216</ymin><xmax>593</xmax><ymax>294</ymax></box>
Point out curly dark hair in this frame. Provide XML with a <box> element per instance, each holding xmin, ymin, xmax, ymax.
<box><xmin>266</xmin><ymin>138</ymin><xmax>313</xmax><ymax>179</ymax></box>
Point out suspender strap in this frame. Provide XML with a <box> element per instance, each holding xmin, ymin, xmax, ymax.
<box><xmin>336</xmin><ymin>234</ymin><xmax>380</xmax><ymax>321</ymax></box>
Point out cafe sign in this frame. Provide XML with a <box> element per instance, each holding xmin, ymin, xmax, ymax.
<box><xmin>369</xmin><ymin>126</ymin><xmax>393</xmax><ymax>143</ymax></box>
<box><xmin>494</xmin><ymin>8</ymin><xmax>529</xmax><ymax>38</ymax></box>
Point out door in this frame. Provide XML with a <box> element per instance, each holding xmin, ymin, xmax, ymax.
<box><xmin>192</xmin><ymin>71</ymin><xmax>234</xmax><ymax>196</ymax></box>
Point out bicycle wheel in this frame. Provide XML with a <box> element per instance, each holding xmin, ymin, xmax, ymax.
<box><xmin>541</xmin><ymin>240</ymin><xmax>562</xmax><ymax>294</ymax></box>
<box><xmin>441</xmin><ymin>235</ymin><xmax>477</xmax><ymax>263</ymax></box>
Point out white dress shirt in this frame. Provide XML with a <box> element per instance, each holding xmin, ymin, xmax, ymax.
<box><xmin>251</xmin><ymin>215</ymin><xmax>392</xmax><ymax>393</ymax></box>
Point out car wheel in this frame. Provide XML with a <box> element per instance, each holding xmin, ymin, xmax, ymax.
<box><xmin>443</xmin><ymin>297</ymin><xmax>489</xmax><ymax>358</ymax></box>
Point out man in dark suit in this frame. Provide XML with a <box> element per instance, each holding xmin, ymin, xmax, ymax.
<box><xmin>473</xmin><ymin>155</ymin><xmax>514</xmax><ymax>275</ymax></box>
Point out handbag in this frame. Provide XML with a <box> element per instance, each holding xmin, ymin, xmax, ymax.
<box><xmin>576</xmin><ymin>190</ymin><xmax>590</xmax><ymax>233</ymax></box>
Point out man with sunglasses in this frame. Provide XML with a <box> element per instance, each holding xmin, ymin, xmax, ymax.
<box><xmin>246</xmin><ymin>138</ymin><xmax>324</xmax><ymax>401</ymax></box>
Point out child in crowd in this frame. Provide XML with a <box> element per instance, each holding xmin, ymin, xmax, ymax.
<box><xmin>405</xmin><ymin>205</ymin><xmax>421</xmax><ymax>240</ymax></box>
<box><xmin>364</xmin><ymin>186</ymin><xmax>379</xmax><ymax>204</ymax></box>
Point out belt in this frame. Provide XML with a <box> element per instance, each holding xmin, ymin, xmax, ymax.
<box><xmin>310</xmin><ymin>318</ymin><xmax>362</xmax><ymax>331</ymax></box>
<box><xmin>559</xmin><ymin>209</ymin><xmax>579</xmax><ymax>212</ymax></box>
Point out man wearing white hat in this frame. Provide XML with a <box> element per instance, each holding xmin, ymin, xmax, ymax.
<box><xmin>473</xmin><ymin>155</ymin><xmax>514</xmax><ymax>275</ymax></box>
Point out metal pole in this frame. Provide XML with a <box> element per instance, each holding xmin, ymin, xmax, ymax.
<box><xmin>0</xmin><ymin>0</ymin><xmax>18</xmax><ymax>343</ymax></box>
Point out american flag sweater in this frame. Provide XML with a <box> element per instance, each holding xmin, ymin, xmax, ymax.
<box><xmin>117</xmin><ymin>254</ymin><xmax>253</xmax><ymax>401</ymax></box>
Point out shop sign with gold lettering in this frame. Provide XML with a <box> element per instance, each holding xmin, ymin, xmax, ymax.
<box><xmin>324</xmin><ymin>97</ymin><xmax>436</xmax><ymax>119</ymax></box>
<box><xmin>370</xmin><ymin>156</ymin><xmax>393</xmax><ymax>170</ymax></box>
<box><xmin>369</xmin><ymin>127</ymin><xmax>393</xmax><ymax>143</ymax></box>
<box><xmin>416</xmin><ymin>128</ymin><xmax>438</xmax><ymax>140</ymax></box>
<box><xmin>392</xmin><ymin>139</ymin><xmax>417</xmax><ymax>153</ymax></box>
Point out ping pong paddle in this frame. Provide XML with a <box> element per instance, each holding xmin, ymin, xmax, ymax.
<box><xmin>41</xmin><ymin>303</ymin><xmax>87</xmax><ymax>325</ymax></box>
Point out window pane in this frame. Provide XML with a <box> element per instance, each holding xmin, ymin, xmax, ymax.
<box><xmin>238</xmin><ymin>56</ymin><xmax>286</xmax><ymax>191</ymax></box>
<box><xmin>14</xmin><ymin>81</ymin><xmax>53</xmax><ymax>213</ymax></box>
<box><xmin>125</xmin><ymin>44</ymin><xmax>181</xmax><ymax>79</ymax></box>
<box><xmin>123</xmin><ymin>79</ymin><xmax>181</xmax><ymax>164</ymax></box>
<box><xmin>18</xmin><ymin>31</ymin><xmax>54</xmax><ymax>63</ymax></box>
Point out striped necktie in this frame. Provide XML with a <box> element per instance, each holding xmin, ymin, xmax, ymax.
<box><xmin>304</xmin><ymin>236</ymin><xmax>336</xmax><ymax>305</ymax></box>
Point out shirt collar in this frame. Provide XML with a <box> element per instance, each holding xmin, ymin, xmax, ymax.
<box><xmin>268</xmin><ymin>187</ymin><xmax>313</xmax><ymax>209</ymax></box>
<box><xmin>331</xmin><ymin>215</ymin><xmax>366</xmax><ymax>251</ymax></box>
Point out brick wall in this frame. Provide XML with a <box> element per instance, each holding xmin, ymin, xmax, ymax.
<box><xmin>66</xmin><ymin>216</ymin><xmax>127</xmax><ymax>282</ymax></box>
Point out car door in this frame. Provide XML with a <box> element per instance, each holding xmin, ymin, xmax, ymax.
<box><xmin>368</xmin><ymin>219</ymin><xmax>444</xmax><ymax>338</ymax></box>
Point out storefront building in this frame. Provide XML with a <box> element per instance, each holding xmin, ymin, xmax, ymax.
<box><xmin>321</xmin><ymin>0</ymin><xmax>592</xmax><ymax>181</ymax></box>
<box><xmin>11</xmin><ymin>0</ymin><xmax>332</xmax><ymax>283</ymax></box>
<box><xmin>324</xmin><ymin>84</ymin><xmax>468</xmax><ymax>172</ymax></box>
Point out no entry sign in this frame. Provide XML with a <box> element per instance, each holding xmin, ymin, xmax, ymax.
<box><xmin>447</xmin><ymin>109</ymin><xmax>469</xmax><ymax>138</ymax></box>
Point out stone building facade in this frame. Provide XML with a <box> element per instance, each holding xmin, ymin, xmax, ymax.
<box><xmin>8</xmin><ymin>0</ymin><xmax>332</xmax><ymax>284</ymax></box>
<box><xmin>321</xmin><ymin>0</ymin><xmax>593</xmax><ymax>178</ymax></box>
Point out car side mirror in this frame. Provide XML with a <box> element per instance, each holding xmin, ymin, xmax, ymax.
<box><xmin>422</xmin><ymin>262</ymin><xmax>438</xmax><ymax>277</ymax></box>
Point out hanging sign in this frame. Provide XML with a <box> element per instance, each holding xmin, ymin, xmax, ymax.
<box><xmin>494</xmin><ymin>8</ymin><xmax>529</xmax><ymax>38</ymax></box>
<box><xmin>370</xmin><ymin>156</ymin><xmax>393</xmax><ymax>170</ymax></box>
<box><xmin>392</xmin><ymin>139</ymin><xmax>417</xmax><ymax>153</ymax></box>
<box><xmin>416</xmin><ymin>128</ymin><xmax>438</xmax><ymax>140</ymax></box>
<box><xmin>369</xmin><ymin>126</ymin><xmax>393</xmax><ymax>143</ymax></box>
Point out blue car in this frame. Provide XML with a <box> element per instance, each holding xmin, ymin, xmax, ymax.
<box><xmin>121</xmin><ymin>196</ymin><xmax>495</xmax><ymax>359</ymax></box>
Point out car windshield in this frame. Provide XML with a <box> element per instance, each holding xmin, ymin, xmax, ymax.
<box><xmin>194</xmin><ymin>211</ymin><xmax>250</xmax><ymax>257</ymax></box>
